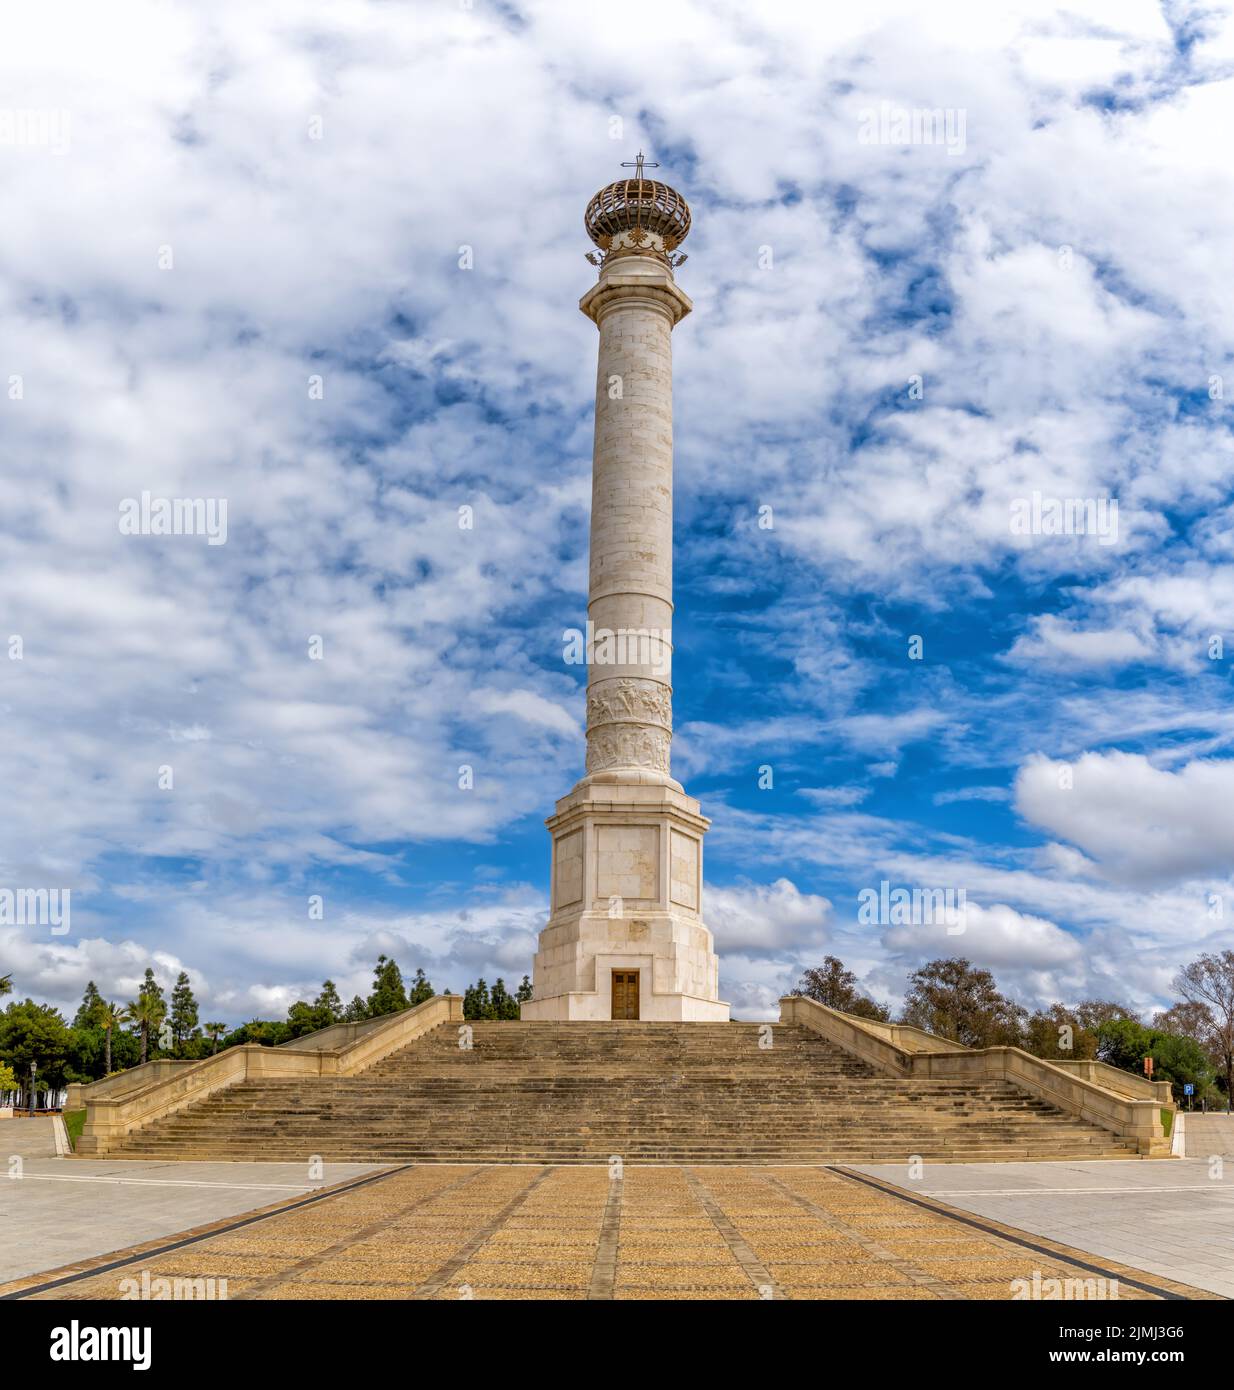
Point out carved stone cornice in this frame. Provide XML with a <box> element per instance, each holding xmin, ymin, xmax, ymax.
<box><xmin>579</xmin><ymin>265</ymin><xmax>692</xmax><ymax>328</ymax></box>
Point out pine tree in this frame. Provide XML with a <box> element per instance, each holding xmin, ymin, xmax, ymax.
<box><xmin>315</xmin><ymin>979</ymin><xmax>343</xmax><ymax>1023</ymax></box>
<box><xmin>133</xmin><ymin>970</ymin><xmax>167</xmax><ymax>1057</ymax></box>
<box><xmin>463</xmin><ymin>978</ymin><xmax>492</xmax><ymax>1021</ymax></box>
<box><xmin>367</xmin><ymin>955</ymin><xmax>408</xmax><ymax>1017</ymax></box>
<box><xmin>516</xmin><ymin>975</ymin><xmax>533</xmax><ymax>1004</ymax></box>
<box><xmin>73</xmin><ymin>980</ymin><xmax>107</xmax><ymax>1030</ymax></box>
<box><xmin>342</xmin><ymin>995</ymin><xmax>368</xmax><ymax>1022</ymax></box>
<box><xmin>169</xmin><ymin>972</ymin><xmax>200</xmax><ymax>1054</ymax></box>
<box><xmin>490</xmin><ymin>978</ymin><xmax>519</xmax><ymax>1021</ymax></box>
<box><xmin>407</xmin><ymin>968</ymin><xmax>434</xmax><ymax>1007</ymax></box>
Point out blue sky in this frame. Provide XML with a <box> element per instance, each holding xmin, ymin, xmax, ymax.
<box><xmin>2</xmin><ymin>0</ymin><xmax>1234</xmax><ymax>1023</ymax></box>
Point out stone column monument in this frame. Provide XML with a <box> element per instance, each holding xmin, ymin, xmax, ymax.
<box><xmin>522</xmin><ymin>158</ymin><xmax>729</xmax><ymax>1022</ymax></box>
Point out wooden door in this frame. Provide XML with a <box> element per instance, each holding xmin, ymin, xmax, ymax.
<box><xmin>611</xmin><ymin>970</ymin><xmax>640</xmax><ymax>1020</ymax></box>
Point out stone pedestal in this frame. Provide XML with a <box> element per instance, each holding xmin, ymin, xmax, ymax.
<box><xmin>521</xmin><ymin>780</ymin><xmax>727</xmax><ymax>1021</ymax></box>
<box><xmin>525</xmin><ymin>167</ymin><xmax>728</xmax><ymax>1023</ymax></box>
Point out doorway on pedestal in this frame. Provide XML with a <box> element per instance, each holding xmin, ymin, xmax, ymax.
<box><xmin>611</xmin><ymin>970</ymin><xmax>640</xmax><ymax>1020</ymax></box>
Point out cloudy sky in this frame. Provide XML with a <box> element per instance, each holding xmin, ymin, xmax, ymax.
<box><xmin>2</xmin><ymin>0</ymin><xmax>1233</xmax><ymax>1025</ymax></box>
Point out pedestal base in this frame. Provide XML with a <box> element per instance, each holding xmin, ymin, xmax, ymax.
<box><xmin>527</xmin><ymin>778</ymin><xmax>729</xmax><ymax>1022</ymax></box>
<box><xmin>521</xmin><ymin>986</ymin><xmax>730</xmax><ymax>1022</ymax></box>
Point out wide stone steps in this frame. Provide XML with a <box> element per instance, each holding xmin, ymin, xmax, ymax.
<box><xmin>105</xmin><ymin>1020</ymin><xmax>1141</xmax><ymax>1162</ymax></box>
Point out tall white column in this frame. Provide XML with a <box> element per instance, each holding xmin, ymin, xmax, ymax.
<box><xmin>581</xmin><ymin>256</ymin><xmax>685</xmax><ymax>785</ymax></box>
<box><xmin>522</xmin><ymin>168</ymin><xmax>729</xmax><ymax>1023</ymax></box>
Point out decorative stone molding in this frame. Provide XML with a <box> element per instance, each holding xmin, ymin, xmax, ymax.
<box><xmin>586</xmin><ymin>676</ymin><xmax>672</xmax><ymax>732</ymax></box>
<box><xmin>586</xmin><ymin>723</ymin><xmax>671</xmax><ymax>774</ymax></box>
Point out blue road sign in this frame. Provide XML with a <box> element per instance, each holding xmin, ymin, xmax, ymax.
<box><xmin>1183</xmin><ymin>1084</ymin><xmax>1195</xmax><ymax>1095</ymax></box>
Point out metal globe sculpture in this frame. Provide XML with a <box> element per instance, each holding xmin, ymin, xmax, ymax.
<box><xmin>584</xmin><ymin>153</ymin><xmax>691</xmax><ymax>264</ymax></box>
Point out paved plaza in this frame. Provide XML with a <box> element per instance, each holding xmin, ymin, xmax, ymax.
<box><xmin>1</xmin><ymin>1161</ymin><xmax>1219</xmax><ymax>1302</ymax></box>
<box><xmin>856</xmin><ymin>1159</ymin><xmax>1234</xmax><ymax>1299</ymax></box>
<box><xmin>0</xmin><ymin>1133</ymin><xmax>381</xmax><ymax>1286</ymax></box>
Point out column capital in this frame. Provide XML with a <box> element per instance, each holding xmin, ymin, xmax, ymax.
<box><xmin>580</xmin><ymin>261</ymin><xmax>692</xmax><ymax>328</ymax></box>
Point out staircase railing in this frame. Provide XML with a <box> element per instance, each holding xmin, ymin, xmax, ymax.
<box><xmin>781</xmin><ymin>994</ymin><xmax>1171</xmax><ymax>1157</ymax></box>
<box><xmin>75</xmin><ymin>995</ymin><xmax>464</xmax><ymax>1155</ymax></box>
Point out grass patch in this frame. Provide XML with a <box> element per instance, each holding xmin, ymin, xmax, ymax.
<box><xmin>1160</xmin><ymin>1108</ymin><xmax>1173</xmax><ymax>1138</ymax></box>
<box><xmin>63</xmin><ymin>1109</ymin><xmax>86</xmax><ymax>1150</ymax></box>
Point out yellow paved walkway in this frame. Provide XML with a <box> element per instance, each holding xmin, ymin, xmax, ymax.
<box><xmin>4</xmin><ymin>1164</ymin><xmax>1217</xmax><ymax>1302</ymax></box>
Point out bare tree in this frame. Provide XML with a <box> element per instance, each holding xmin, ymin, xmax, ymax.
<box><xmin>1174</xmin><ymin>951</ymin><xmax>1234</xmax><ymax>1112</ymax></box>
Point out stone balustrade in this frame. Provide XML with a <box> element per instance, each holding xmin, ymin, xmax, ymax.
<box><xmin>780</xmin><ymin>994</ymin><xmax>1172</xmax><ymax>1157</ymax></box>
<box><xmin>75</xmin><ymin>995</ymin><xmax>463</xmax><ymax>1155</ymax></box>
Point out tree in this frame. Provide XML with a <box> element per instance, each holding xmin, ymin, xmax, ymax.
<box><xmin>0</xmin><ymin>1000</ymin><xmax>73</xmax><ymax>1104</ymax></box>
<box><xmin>1174</xmin><ymin>952</ymin><xmax>1234</xmax><ymax>1111</ymax></box>
<box><xmin>516</xmin><ymin>976</ymin><xmax>533</xmax><ymax>1005</ymax></box>
<box><xmin>168</xmin><ymin>972</ymin><xmax>200</xmax><ymax>1053</ymax></box>
<box><xmin>793</xmin><ymin>956</ymin><xmax>890</xmax><ymax>1020</ymax></box>
<box><xmin>130</xmin><ymin>969</ymin><xmax>168</xmax><ymax>1057</ymax></box>
<box><xmin>0</xmin><ymin>1061</ymin><xmax>17</xmax><ymax>1096</ymax></box>
<box><xmin>342</xmin><ymin>995</ymin><xmax>368</xmax><ymax>1022</ymax></box>
<box><xmin>1098</xmin><ymin>1017</ymin><xmax>1216</xmax><ymax>1100</ymax></box>
<box><xmin>223</xmin><ymin>1019</ymin><xmax>291</xmax><ymax>1048</ymax></box>
<box><xmin>204</xmin><ymin>1021</ymin><xmax>227</xmax><ymax>1054</ymax></box>
<box><xmin>100</xmin><ymin>1001</ymin><xmax>126</xmax><ymax>1074</ymax></box>
<box><xmin>73</xmin><ymin>980</ymin><xmax>107</xmax><ymax>1030</ymax></box>
<box><xmin>139</xmin><ymin>968</ymin><xmax>166</xmax><ymax>1010</ymax></box>
<box><xmin>367</xmin><ymin>955</ymin><xmax>408</xmax><ymax>1017</ymax></box>
<box><xmin>0</xmin><ymin>974</ymin><xmax>12</xmax><ymax>1000</ymax></box>
<box><xmin>900</xmin><ymin>958</ymin><xmax>1027</xmax><ymax>1049</ymax></box>
<box><xmin>1025</xmin><ymin>1003</ymin><xmax>1101</xmax><ymax>1061</ymax></box>
<box><xmin>463</xmin><ymin>979</ymin><xmax>491</xmax><ymax>1021</ymax></box>
<box><xmin>315</xmin><ymin>980</ymin><xmax>343</xmax><ymax>1022</ymax></box>
<box><xmin>1072</xmin><ymin>999</ymin><xmax>1137</xmax><ymax>1032</ymax></box>
<box><xmin>407</xmin><ymin>968</ymin><xmax>435</xmax><ymax>1007</ymax></box>
<box><xmin>490</xmin><ymin>978</ymin><xmax>519</xmax><ymax>1021</ymax></box>
<box><xmin>1153</xmin><ymin>999</ymin><xmax>1214</xmax><ymax>1041</ymax></box>
<box><xmin>126</xmin><ymin>993</ymin><xmax>163</xmax><ymax>1065</ymax></box>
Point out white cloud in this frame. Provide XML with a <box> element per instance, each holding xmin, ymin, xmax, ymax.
<box><xmin>883</xmin><ymin>900</ymin><xmax>1083</xmax><ymax>971</ymax></box>
<box><xmin>1015</xmin><ymin>751</ymin><xmax>1234</xmax><ymax>884</ymax></box>
<box><xmin>705</xmin><ymin>878</ymin><xmax>832</xmax><ymax>955</ymax></box>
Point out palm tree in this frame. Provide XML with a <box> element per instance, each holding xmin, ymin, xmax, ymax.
<box><xmin>126</xmin><ymin>994</ymin><xmax>161</xmax><ymax>1065</ymax></box>
<box><xmin>204</xmin><ymin>1021</ymin><xmax>227</xmax><ymax>1055</ymax></box>
<box><xmin>100</xmin><ymin>1001</ymin><xmax>126</xmax><ymax>1074</ymax></box>
<box><xmin>0</xmin><ymin>973</ymin><xmax>12</xmax><ymax>1000</ymax></box>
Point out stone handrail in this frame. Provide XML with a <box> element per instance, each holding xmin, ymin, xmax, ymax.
<box><xmin>780</xmin><ymin>995</ymin><xmax>1169</xmax><ymax>1156</ymax></box>
<box><xmin>66</xmin><ymin>1059</ymin><xmax>191</xmax><ymax>1112</ymax></box>
<box><xmin>65</xmin><ymin>1009</ymin><xmax>422</xmax><ymax>1110</ymax></box>
<box><xmin>77</xmin><ymin>995</ymin><xmax>464</xmax><ymax>1155</ymax></box>
<box><xmin>1050</xmin><ymin>1058</ymin><xmax>1174</xmax><ymax>1106</ymax></box>
<box><xmin>279</xmin><ymin>1013</ymin><xmax>395</xmax><ymax>1052</ymax></box>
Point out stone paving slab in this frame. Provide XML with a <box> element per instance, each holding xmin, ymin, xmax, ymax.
<box><xmin>853</xmin><ymin>1158</ymin><xmax>1234</xmax><ymax>1299</ymax></box>
<box><xmin>1</xmin><ymin>1162</ymin><xmax>1220</xmax><ymax>1302</ymax></box>
<box><xmin>0</xmin><ymin>1157</ymin><xmax>385</xmax><ymax>1284</ymax></box>
<box><xmin>0</xmin><ymin>1116</ymin><xmax>60</xmax><ymax>1160</ymax></box>
<box><xmin>1182</xmin><ymin>1114</ymin><xmax>1234</xmax><ymax>1158</ymax></box>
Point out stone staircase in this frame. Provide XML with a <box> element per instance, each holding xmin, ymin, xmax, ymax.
<box><xmin>107</xmin><ymin>1021</ymin><xmax>1140</xmax><ymax>1163</ymax></box>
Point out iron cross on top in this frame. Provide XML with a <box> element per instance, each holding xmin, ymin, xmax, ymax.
<box><xmin>621</xmin><ymin>152</ymin><xmax>659</xmax><ymax>179</ymax></box>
